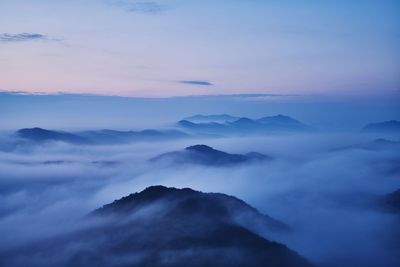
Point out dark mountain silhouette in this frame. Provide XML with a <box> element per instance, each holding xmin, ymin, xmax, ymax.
<box><xmin>1</xmin><ymin>186</ymin><xmax>312</xmax><ymax>267</ymax></box>
<box><xmin>362</xmin><ymin>120</ymin><xmax>400</xmax><ymax>133</ymax></box>
<box><xmin>384</xmin><ymin>189</ymin><xmax>400</xmax><ymax>211</ymax></box>
<box><xmin>15</xmin><ymin>128</ymin><xmax>189</xmax><ymax>145</ymax></box>
<box><xmin>151</xmin><ymin>144</ymin><xmax>273</xmax><ymax>166</ymax></box>
<box><xmin>257</xmin><ymin>115</ymin><xmax>302</xmax><ymax>125</ymax></box>
<box><xmin>16</xmin><ymin>128</ymin><xmax>90</xmax><ymax>144</ymax></box>
<box><xmin>256</xmin><ymin>115</ymin><xmax>311</xmax><ymax>132</ymax></box>
<box><xmin>229</xmin><ymin>117</ymin><xmax>263</xmax><ymax>129</ymax></box>
<box><xmin>184</xmin><ymin>114</ymin><xmax>239</xmax><ymax>123</ymax></box>
<box><xmin>177</xmin><ymin>120</ymin><xmax>229</xmax><ymax>133</ymax></box>
<box><xmin>94</xmin><ymin>185</ymin><xmax>288</xmax><ymax>231</ymax></box>
<box><xmin>228</xmin><ymin>116</ymin><xmax>312</xmax><ymax>133</ymax></box>
<box><xmin>177</xmin><ymin>115</ymin><xmax>312</xmax><ymax>135</ymax></box>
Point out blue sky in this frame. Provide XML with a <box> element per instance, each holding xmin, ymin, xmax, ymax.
<box><xmin>0</xmin><ymin>0</ymin><xmax>399</xmax><ymax>97</ymax></box>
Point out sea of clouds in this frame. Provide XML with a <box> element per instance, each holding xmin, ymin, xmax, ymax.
<box><xmin>0</xmin><ymin>131</ymin><xmax>399</xmax><ymax>267</ymax></box>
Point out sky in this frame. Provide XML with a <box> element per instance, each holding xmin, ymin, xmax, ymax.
<box><xmin>0</xmin><ymin>0</ymin><xmax>399</xmax><ymax>97</ymax></box>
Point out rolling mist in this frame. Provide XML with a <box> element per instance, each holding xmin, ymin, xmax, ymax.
<box><xmin>0</xmin><ymin>117</ymin><xmax>399</xmax><ymax>266</ymax></box>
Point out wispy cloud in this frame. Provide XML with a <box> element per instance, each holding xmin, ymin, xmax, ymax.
<box><xmin>0</xmin><ymin>33</ymin><xmax>45</xmax><ymax>42</ymax></box>
<box><xmin>113</xmin><ymin>1</ymin><xmax>167</xmax><ymax>14</ymax></box>
<box><xmin>0</xmin><ymin>33</ymin><xmax>59</xmax><ymax>42</ymax></box>
<box><xmin>179</xmin><ymin>80</ymin><xmax>213</xmax><ymax>86</ymax></box>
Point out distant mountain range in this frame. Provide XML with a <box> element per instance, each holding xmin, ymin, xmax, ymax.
<box><xmin>1</xmin><ymin>186</ymin><xmax>312</xmax><ymax>267</ymax></box>
<box><xmin>15</xmin><ymin>127</ymin><xmax>189</xmax><ymax>145</ymax></box>
<box><xmin>151</xmin><ymin>144</ymin><xmax>272</xmax><ymax>166</ymax></box>
<box><xmin>10</xmin><ymin>118</ymin><xmax>400</xmax><ymax>147</ymax></box>
<box><xmin>362</xmin><ymin>120</ymin><xmax>400</xmax><ymax>133</ymax></box>
<box><xmin>16</xmin><ymin>127</ymin><xmax>89</xmax><ymax>144</ymax></box>
<box><xmin>177</xmin><ymin>114</ymin><xmax>313</xmax><ymax>135</ymax></box>
<box><xmin>11</xmin><ymin>115</ymin><xmax>313</xmax><ymax>146</ymax></box>
<box><xmin>184</xmin><ymin>114</ymin><xmax>239</xmax><ymax>123</ymax></box>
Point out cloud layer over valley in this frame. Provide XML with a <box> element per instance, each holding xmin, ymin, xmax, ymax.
<box><xmin>0</xmin><ymin>123</ymin><xmax>399</xmax><ymax>266</ymax></box>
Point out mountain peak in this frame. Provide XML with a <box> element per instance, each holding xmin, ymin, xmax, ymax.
<box><xmin>185</xmin><ymin>144</ymin><xmax>217</xmax><ymax>153</ymax></box>
<box><xmin>6</xmin><ymin>185</ymin><xmax>312</xmax><ymax>267</ymax></box>
<box><xmin>95</xmin><ymin>185</ymin><xmax>288</xmax><ymax>232</ymax></box>
<box><xmin>16</xmin><ymin>127</ymin><xmax>89</xmax><ymax>144</ymax></box>
<box><xmin>230</xmin><ymin>117</ymin><xmax>258</xmax><ymax>125</ymax></box>
<box><xmin>17</xmin><ymin>127</ymin><xmax>51</xmax><ymax>134</ymax></box>
<box><xmin>152</xmin><ymin>144</ymin><xmax>272</xmax><ymax>166</ymax></box>
<box><xmin>257</xmin><ymin>115</ymin><xmax>300</xmax><ymax>124</ymax></box>
<box><xmin>184</xmin><ymin>114</ymin><xmax>239</xmax><ymax>123</ymax></box>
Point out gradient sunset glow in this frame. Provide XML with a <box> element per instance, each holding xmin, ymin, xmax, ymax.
<box><xmin>0</xmin><ymin>0</ymin><xmax>399</xmax><ymax>97</ymax></box>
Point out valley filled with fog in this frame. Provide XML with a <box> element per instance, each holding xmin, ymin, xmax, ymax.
<box><xmin>0</xmin><ymin>113</ymin><xmax>399</xmax><ymax>267</ymax></box>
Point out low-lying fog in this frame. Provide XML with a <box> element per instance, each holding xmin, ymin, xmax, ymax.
<box><xmin>0</xmin><ymin>131</ymin><xmax>399</xmax><ymax>267</ymax></box>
